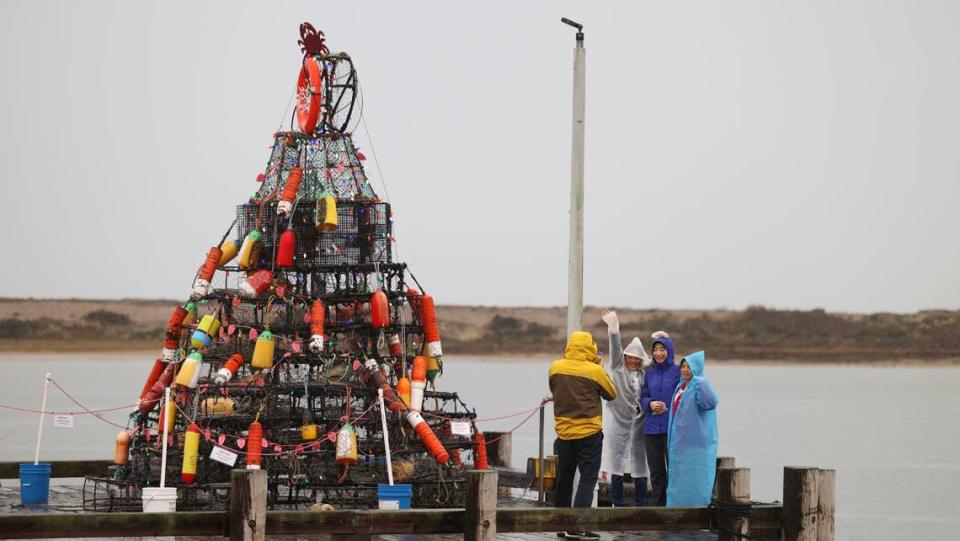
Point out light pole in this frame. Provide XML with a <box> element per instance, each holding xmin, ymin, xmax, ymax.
<box><xmin>562</xmin><ymin>18</ymin><xmax>585</xmax><ymax>338</ymax></box>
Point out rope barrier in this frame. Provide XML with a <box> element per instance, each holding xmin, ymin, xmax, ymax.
<box><xmin>0</xmin><ymin>402</ymin><xmax>139</xmax><ymax>416</ymax></box>
<box><xmin>49</xmin><ymin>379</ymin><xmax>129</xmax><ymax>430</ymax></box>
<box><xmin>0</xmin><ymin>412</ymin><xmax>30</xmax><ymax>441</ymax></box>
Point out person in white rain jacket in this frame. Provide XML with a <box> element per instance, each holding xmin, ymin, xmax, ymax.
<box><xmin>599</xmin><ymin>309</ymin><xmax>650</xmax><ymax>506</ymax></box>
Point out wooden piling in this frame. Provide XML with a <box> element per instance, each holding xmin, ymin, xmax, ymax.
<box><xmin>717</xmin><ymin>467</ymin><xmax>750</xmax><ymax>541</ymax></box>
<box><xmin>782</xmin><ymin>466</ymin><xmax>818</xmax><ymax>541</ymax></box>
<box><xmin>230</xmin><ymin>469</ymin><xmax>267</xmax><ymax>541</ymax></box>
<box><xmin>464</xmin><ymin>469</ymin><xmax>498</xmax><ymax>541</ymax></box>
<box><xmin>483</xmin><ymin>431</ymin><xmax>512</xmax><ymax>468</ymax></box>
<box><xmin>713</xmin><ymin>456</ymin><xmax>736</xmax><ymax>501</ymax></box>
<box><xmin>817</xmin><ymin>469</ymin><xmax>835</xmax><ymax>541</ymax></box>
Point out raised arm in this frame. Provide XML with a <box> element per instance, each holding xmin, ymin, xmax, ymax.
<box><xmin>602</xmin><ymin>309</ymin><xmax>624</xmax><ymax>370</ymax></box>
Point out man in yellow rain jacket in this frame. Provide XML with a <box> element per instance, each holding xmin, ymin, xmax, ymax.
<box><xmin>549</xmin><ymin>331</ymin><xmax>617</xmax><ymax>515</ymax></box>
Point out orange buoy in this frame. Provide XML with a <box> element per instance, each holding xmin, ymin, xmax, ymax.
<box><xmin>214</xmin><ymin>353</ymin><xmax>244</xmax><ymax>384</ymax></box>
<box><xmin>420</xmin><ymin>294</ymin><xmax>442</xmax><ymax>358</ymax></box>
<box><xmin>370</xmin><ymin>291</ymin><xmax>389</xmax><ymax>329</ymax></box>
<box><xmin>296</xmin><ymin>57</ymin><xmax>322</xmax><ymax>134</ymax></box>
<box><xmin>397</xmin><ymin>376</ymin><xmax>411</xmax><ymax>407</ymax></box>
<box><xmin>278</xmin><ymin>167</ymin><xmax>303</xmax><ymax>217</ymax></box>
<box><xmin>246</xmin><ymin>420</ymin><xmax>264</xmax><ymax>469</ymax></box>
<box><xmin>410</xmin><ymin>356</ymin><xmax>427</xmax><ymax>412</ymax></box>
<box><xmin>406</xmin><ymin>411</ymin><xmax>449</xmax><ymax>465</ymax></box>
<box><xmin>473</xmin><ymin>432</ymin><xmax>489</xmax><ymax>470</ymax></box>
<box><xmin>114</xmin><ymin>431</ymin><xmax>131</xmax><ymax>465</ymax></box>
<box><xmin>181</xmin><ymin>423</ymin><xmax>200</xmax><ymax>483</ymax></box>
<box><xmin>192</xmin><ymin>247</ymin><xmax>223</xmax><ymax>300</ymax></box>
<box><xmin>309</xmin><ymin>300</ymin><xmax>326</xmax><ymax>353</ymax></box>
<box><xmin>139</xmin><ymin>359</ymin><xmax>165</xmax><ymax>401</ymax></box>
<box><xmin>276</xmin><ymin>229</ymin><xmax>296</xmax><ymax>267</ymax></box>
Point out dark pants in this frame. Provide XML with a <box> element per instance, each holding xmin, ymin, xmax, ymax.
<box><xmin>554</xmin><ymin>432</ymin><xmax>603</xmax><ymax>508</ymax></box>
<box><xmin>645</xmin><ymin>434</ymin><xmax>669</xmax><ymax>506</ymax></box>
<box><xmin>612</xmin><ymin>474</ymin><xmax>648</xmax><ymax>507</ymax></box>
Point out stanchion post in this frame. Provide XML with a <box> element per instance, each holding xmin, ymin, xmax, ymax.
<box><xmin>464</xmin><ymin>469</ymin><xmax>498</xmax><ymax>541</ymax></box>
<box><xmin>713</xmin><ymin>456</ymin><xmax>735</xmax><ymax>501</ymax></box>
<box><xmin>483</xmin><ymin>431</ymin><xmax>512</xmax><ymax>468</ymax></box>
<box><xmin>782</xmin><ymin>466</ymin><xmax>819</xmax><ymax>541</ymax></box>
<box><xmin>817</xmin><ymin>469</ymin><xmax>835</xmax><ymax>541</ymax></box>
<box><xmin>717</xmin><ymin>467</ymin><xmax>750</xmax><ymax>541</ymax></box>
<box><xmin>230</xmin><ymin>469</ymin><xmax>267</xmax><ymax>541</ymax></box>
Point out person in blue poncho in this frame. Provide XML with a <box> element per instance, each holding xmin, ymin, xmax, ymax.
<box><xmin>666</xmin><ymin>351</ymin><xmax>719</xmax><ymax>507</ymax></box>
<box><xmin>640</xmin><ymin>332</ymin><xmax>680</xmax><ymax>506</ymax></box>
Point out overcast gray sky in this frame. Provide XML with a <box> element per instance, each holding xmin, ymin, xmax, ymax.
<box><xmin>1</xmin><ymin>1</ymin><xmax>957</xmax><ymax>313</ymax></box>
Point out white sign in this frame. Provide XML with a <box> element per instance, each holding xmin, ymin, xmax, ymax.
<box><xmin>378</xmin><ymin>499</ymin><xmax>400</xmax><ymax>510</ymax></box>
<box><xmin>449</xmin><ymin>420</ymin><xmax>472</xmax><ymax>437</ymax></box>
<box><xmin>209</xmin><ymin>445</ymin><xmax>239</xmax><ymax>467</ymax></box>
<box><xmin>52</xmin><ymin>414</ymin><xmax>74</xmax><ymax>428</ymax></box>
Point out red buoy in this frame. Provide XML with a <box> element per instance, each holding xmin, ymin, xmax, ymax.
<box><xmin>276</xmin><ymin>229</ymin><xmax>296</xmax><ymax>267</ymax></box>
<box><xmin>370</xmin><ymin>291</ymin><xmax>389</xmax><ymax>329</ymax></box>
<box><xmin>473</xmin><ymin>432</ymin><xmax>489</xmax><ymax>470</ymax></box>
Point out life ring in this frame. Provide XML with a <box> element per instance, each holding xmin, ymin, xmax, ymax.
<box><xmin>296</xmin><ymin>56</ymin><xmax>323</xmax><ymax>134</ymax></box>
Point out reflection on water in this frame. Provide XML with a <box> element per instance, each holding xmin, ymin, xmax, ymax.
<box><xmin>1</xmin><ymin>354</ymin><xmax>958</xmax><ymax>541</ymax></box>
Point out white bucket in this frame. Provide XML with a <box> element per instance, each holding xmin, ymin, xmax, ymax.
<box><xmin>142</xmin><ymin>487</ymin><xmax>178</xmax><ymax>513</ymax></box>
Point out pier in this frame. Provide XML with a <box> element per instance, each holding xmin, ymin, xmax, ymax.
<box><xmin>0</xmin><ymin>455</ymin><xmax>834</xmax><ymax>540</ymax></box>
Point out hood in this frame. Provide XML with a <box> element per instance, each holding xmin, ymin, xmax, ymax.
<box><xmin>623</xmin><ymin>337</ymin><xmax>652</xmax><ymax>367</ymax></box>
<box><xmin>682</xmin><ymin>350</ymin><xmax>706</xmax><ymax>377</ymax></box>
<box><xmin>564</xmin><ymin>331</ymin><xmax>601</xmax><ymax>364</ymax></box>
<box><xmin>651</xmin><ymin>335</ymin><xmax>675</xmax><ymax>366</ymax></box>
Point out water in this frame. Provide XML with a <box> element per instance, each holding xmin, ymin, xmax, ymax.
<box><xmin>1</xmin><ymin>353</ymin><xmax>957</xmax><ymax>541</ymax></box>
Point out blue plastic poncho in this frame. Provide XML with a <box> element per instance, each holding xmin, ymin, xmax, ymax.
<box><xmin>666</xmin><ymin>351</ymin><xmax>719</xmax><ymax>507</ymax></box>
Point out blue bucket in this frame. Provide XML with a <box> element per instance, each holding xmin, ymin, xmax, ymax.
<box><xmin>377</xmin><ymin>483</ymin><xmax>412</xmax><ymax>510</ymax></box>
<box><xmin>20</xmin><ymin>463</ymin><xmax>51</xmax><ymax>505</ymax></box>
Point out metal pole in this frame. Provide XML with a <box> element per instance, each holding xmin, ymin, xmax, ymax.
<box><xmin>563</xmin><ymin>18</ymin><xmax>586</xmax><ymax>337</ymax></box>
<box><xmin>33</xmin><ymin>372</ymin><xmax>52</xmax><ymax>465</ymax></box>
<box><xmin>537</xmin><ymin>404</ymin><xmax>545</xmax><ymax>505</ymax></box>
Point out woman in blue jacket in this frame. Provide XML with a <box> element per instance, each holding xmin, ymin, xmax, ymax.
<box><xmin>640</xmin><ymin>332</ymin><xmax>680</xmax><ymax>506</ymax></box>
<box><xmin>666</xmin><ymin>351</ymin><xmax>719</xmax><ymax>507</ymax></box>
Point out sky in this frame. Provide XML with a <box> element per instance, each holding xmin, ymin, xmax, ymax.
<box><xmin>1</xmin><ymin>1</ymin><xmax>958</xmax><ymax>314</ymax></box>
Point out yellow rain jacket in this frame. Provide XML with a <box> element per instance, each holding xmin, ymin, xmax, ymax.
<box><xmin>549</xmin><ymin>331</ymin><xmax>617</xmax><ymax>440</ymax></box>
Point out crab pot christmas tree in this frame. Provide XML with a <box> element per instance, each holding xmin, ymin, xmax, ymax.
<box><xmin>83</xmin><ymin>23</ymin><xmax>482</xmax><ymax>511</ymax></box>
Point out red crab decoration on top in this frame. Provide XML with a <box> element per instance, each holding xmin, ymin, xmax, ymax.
<box><xmin>298</xmin><ymin>22</ymin><xmax>330</xmax><ymax>57</ymax></box>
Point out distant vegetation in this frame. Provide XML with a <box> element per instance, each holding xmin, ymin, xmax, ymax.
<box><xmin>0</xmin><ymin>309</ymin><xmax>159</xmax><ymax>343</ymax></box>
<box><xmin>0</xmin><ymin>300</ymin><xmax>957</xmax><ymax>361</ymax></box>
<box><xmin>445</xmin><ymin>306</ymin><xmax>960</xmax><ymax>361</ymax></box>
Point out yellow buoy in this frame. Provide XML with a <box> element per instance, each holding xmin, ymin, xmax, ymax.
<box><xmin>251</xmin><ymin>330</ymin><xmax>275</xmax><ymax>369</ymax></box>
